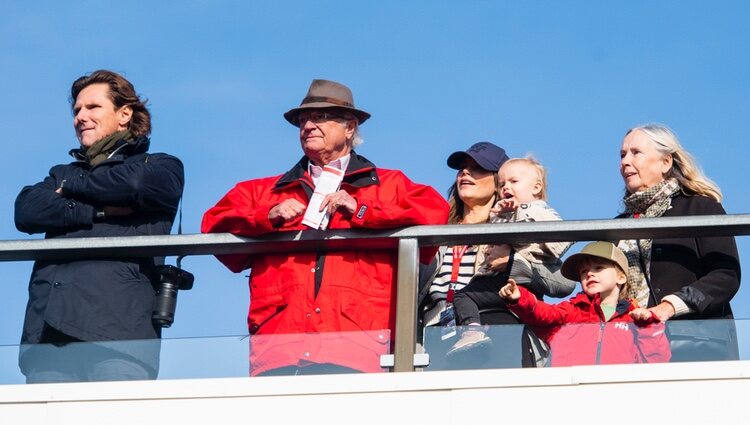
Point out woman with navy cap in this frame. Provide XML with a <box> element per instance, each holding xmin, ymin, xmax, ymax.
<box><xmin>418</xmin><ymin>142</ymin><xmax>574</xmax><ymax>368</ymax></box>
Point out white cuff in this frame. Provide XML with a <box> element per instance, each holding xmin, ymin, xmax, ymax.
<box><xmin>662</xmin><ymin>295</ymin><xmax>692</xmax><ymax>317</ymax></box>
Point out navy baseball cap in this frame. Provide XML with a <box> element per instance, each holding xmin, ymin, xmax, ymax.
<box><xmin>447</xmin><ymin>141</ymin><xmax>509</xmax><ymax>172</ymax></box>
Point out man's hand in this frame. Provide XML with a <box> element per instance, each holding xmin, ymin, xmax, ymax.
<box><xmin>499</xmin><ymin>278</ymin><xmax>520</xmax><ymax>302</ymax></box>
<box><xmin>485</xmin><ymin>243</ymin><xmax>512</xmax><ymax>272</ymax></box>
<box><xmin>320</xmin><ymin>190</ymin><xmax>356</xmax><ymax>215</ymax></box>
<box><xmin>268</xmin><ymin>199</ymin><xmax>306</xmax><ymax>227</ymax></box>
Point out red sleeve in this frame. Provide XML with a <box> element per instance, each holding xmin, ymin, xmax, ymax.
<box><xmin>201</xmin><ymin>178</ymin><xmax>279</xmax><ymax>237</ymax></box>
<box><xmin>349</xmin><ymin>169</ymin><xmax>448</xmax><ymax>229</ymax></box>
<box><xmin>348</xmin><ymin>169</ymin><xmax>449</xmax><ymax>264</ymax></box>
<box><xmin>201</xmin><ymin>177</ymin><xmax>281</xmax><ymax>272</ymax></box>
<box><xmin>508</xmin><ymin>287</ymin><xmax>580</xmax><ymax>327</ymax></box>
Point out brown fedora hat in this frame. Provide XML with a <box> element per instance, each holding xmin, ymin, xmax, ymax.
<box><xmin>284</xmin><ymin>79</ymin><xmax>371</xmax><ymax>126</ymax></box>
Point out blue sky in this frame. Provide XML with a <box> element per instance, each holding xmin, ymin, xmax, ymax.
<box><xmin>1</xmin><ymin>1</ymin><xmax>749</xmax><ymax>373</ymax></box>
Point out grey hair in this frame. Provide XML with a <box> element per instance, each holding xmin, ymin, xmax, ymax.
<box><xmin>351</xmin><ymin>128</ymin><xmax>364</xmax><ymax>147</ymax></box>
<box><xmin>337</xmin><ymin>113</ymin><xmax>364</xmax><ymax>148</ymax></box>
<box><xmin>625</xmin><ymin>123</ymin><xmax>722</xmax><ymax>201</ymax></box>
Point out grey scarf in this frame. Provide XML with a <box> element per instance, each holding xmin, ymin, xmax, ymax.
<box><xmin>619</xmin><ymin>178</ymin><xmax>681</xmax><ymax>305</ymax></box>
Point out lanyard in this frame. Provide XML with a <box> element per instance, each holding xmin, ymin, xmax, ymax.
<box><xmin>446</xmin><ymin>245</ymin><xmax>470</xmax><ymax>303</ymax></box>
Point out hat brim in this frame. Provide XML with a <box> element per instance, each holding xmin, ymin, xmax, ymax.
<box><xmin>284</xmin><ymin>105</ymin><xmax>371</xmax><ymax>126</ymax></box>
<box><xmin>560</xmin><ymin>252</ymin><xmax>628</xmax><ymax>282</ymax></box>
<box><xmin>446</xmin><ymin>151</ymin><xmax>497</xmax><ymax>172</ymax></box>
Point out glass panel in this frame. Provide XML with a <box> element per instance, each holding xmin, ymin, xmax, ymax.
<box><xmin>3</xmin><ymin>320</ymin><xmax>749</xmax><ymax>382</ymax></box>
<box><xmin>0</xmin><ymin>329</ymin><xmax>390</xmax><ymax>385</ymax></box>
<box><xmin>665</xmin><ymin>319</ymin><xmax>740</xmax><ymax>363</ymax></box>
<box><xmin>422</xmin><ymin>324</ymin><xmax>526</xmax><ymax>370</ymax></box>
<box><xmin>423</xmin><ymin>319</ymin><xmax>749</xmax><ymax>371</ymax></box>
<box><xmin>0</xmin><ymin>343</ymin><xmax>25</xmax><ymax>385</ymax></box>
<box><xmin>246</xmin><ymin>329</ymin><xmax>391</xmax><ymax>376</ymax></box>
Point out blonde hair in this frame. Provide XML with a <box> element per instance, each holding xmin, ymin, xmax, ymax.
<box><xmin>618</xmin><ymin>268</ymin><xmax>630</xmax><ymax>301</ymax></box>
<box><xmin>499</xmin><ymin>156</ymin><xmax>548</xmax><ymax>201</ymax></box>
<box><xmin>626</xmin><ymin>124</ymin><xmax>722</xmax><ymax>201</ymax></box>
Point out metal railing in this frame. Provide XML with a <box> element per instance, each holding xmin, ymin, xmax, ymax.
<box><xmin>3</xmin><ymin>214</ymin><xmax>750</xmax><ymax>372</ymax></box>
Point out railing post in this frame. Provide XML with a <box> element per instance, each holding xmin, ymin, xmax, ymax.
<box><xmin>393</xmin><ymin>238</ymin><xmax>419</xmax><ymax>372</ymax></box>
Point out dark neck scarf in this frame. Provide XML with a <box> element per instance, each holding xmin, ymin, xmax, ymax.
<box><xmin>85</xmin><ymin>130</ymin><xmax>132</xmax><ymax>166</ymax></box>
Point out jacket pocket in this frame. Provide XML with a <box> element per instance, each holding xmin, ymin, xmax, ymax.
<box><xmin>249</xmin><ymin>294</ymin><xmax>287</xmax><ymax>334</ymax></box>
<box><xmin>339</xmin><ymin>293</ymin><xmax>391</xmax><ymax>352</ymax></box>
<box><xmin>339</xmin><ymin>290</ymin><xmax>391</xmax><ymax>335</ymax></box>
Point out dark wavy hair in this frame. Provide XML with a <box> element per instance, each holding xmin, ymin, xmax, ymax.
<box><xmin>446</xmin><ymin>172</ymin><xmax>500</xmax><ymax>224</ymax></box>
<box><xmin>70</xmin><ymin>70</ymin><xmax>151</xmax><ymax>137</ymax></box>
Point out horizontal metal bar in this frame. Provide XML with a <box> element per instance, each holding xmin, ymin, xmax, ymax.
<box><xmin>0</xmin><ymin>232</ymin><xmax>398</xmax><ymax>262</ymax></box>
<box><xmin>399</xmin><ymin>213</ymin><xmax>750</xmax><ymax>246</ymax></box>
<box><xmin>1</xmin><ymin>214</ymin><xmax>749</xmax><ymax>262</ymax></box>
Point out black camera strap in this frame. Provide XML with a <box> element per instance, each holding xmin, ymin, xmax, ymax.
<box><xmin>176</xmin><ymin>195</ymin><xmax>184</xmax><ymax>269</ymax></box>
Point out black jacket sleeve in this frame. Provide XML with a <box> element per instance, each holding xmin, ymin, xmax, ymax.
<box><xmin>15</xmin><ymin>164</ymin><xmax>96</xmax><ymax>235</ymax></box>
<box><xmin>649</xmin><ymin>195</ymin><xmax>741</xmax><ymax>318</ymax></box>
<box><xmin>61</xmin><ymin>153</ymin><xmax>184</xmax><ymax>214</ymax></box>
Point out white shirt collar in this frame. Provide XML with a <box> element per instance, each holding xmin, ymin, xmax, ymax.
<box><xmin>308</xmin><ymin>154</ymin><xmax>351</xmax><ymax>186</ymax></box>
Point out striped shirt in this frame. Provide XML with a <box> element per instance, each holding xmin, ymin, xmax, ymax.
<box><xmin>422</xmin><ymin>245</ymin><xmax>478</xmax><ymax>326</ymax></box>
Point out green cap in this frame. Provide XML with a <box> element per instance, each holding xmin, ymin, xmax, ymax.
<box><xmin>560</xmin><ymin>241</ymin><xmax>629</xmax><ymax>281</ymax></box>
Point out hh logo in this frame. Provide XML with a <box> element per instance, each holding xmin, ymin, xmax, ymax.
<box><xmin>614</xmin><ymin>322</ymin><xmax>630</xmax><ymax>331</ymax></box>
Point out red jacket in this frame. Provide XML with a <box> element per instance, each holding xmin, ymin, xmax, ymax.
<box><xmin>201</xmin><ymin>154</ymin><xmax>449</xmax><ymax>375</ymax></box>
<box><xmin>509</xmin><ymin>287</ymin><xmax>671</xmax><ymax>366</ymax></box>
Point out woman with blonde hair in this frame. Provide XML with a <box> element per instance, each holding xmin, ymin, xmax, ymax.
<box><xmin>618</xmin><ymin>123</ymin><xmax>740</xmax><ymax>361</ymax></box>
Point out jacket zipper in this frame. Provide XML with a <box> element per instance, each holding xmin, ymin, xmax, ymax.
<box><xmin>595</xmin><ymin>321</ymin><xmax>605</xmax><ymax>364</ymax></box>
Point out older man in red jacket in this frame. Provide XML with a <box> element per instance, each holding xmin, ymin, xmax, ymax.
<box><xmin>202</xmin><ymin>79</ymin><xmax>449</xmax><ymax>376</ymax></box>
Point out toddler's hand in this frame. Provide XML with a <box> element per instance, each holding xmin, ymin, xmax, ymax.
<box><xmin>499</xmin><ymin>278</ymin><xmax>520</xmax><ymax>302</ymax></box>
<box><xmin>629</xmin><ymin>307</ymin><xmax>660</xmax><ymax>325</ymax></box>
<box><xmin>493</xmin><ymin>198</ymin><xmax>519</xmax><ymax>213</ymax></box>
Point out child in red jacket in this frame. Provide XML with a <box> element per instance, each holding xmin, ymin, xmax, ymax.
<box><xmin>498</xmin><ymin>241</ymin><xmax>671</xmax><ymax>366</ymax></box>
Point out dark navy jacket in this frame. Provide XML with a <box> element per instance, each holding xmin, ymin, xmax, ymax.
<box><xmin>14</xmin><ymin>137</ymin><xmax>184</xmax><ymax>372</ymax></box>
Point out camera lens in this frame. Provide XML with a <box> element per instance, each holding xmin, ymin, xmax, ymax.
<box><xmin>152</xmin><ymin>281</ymin><xmax>179</xmax><ymax>328</ymax></box>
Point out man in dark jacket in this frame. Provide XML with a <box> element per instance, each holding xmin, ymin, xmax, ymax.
<box><xmin>14</xmin><ymin>70</ymin><xmax>184</xmax><ymax>383</ymax></box>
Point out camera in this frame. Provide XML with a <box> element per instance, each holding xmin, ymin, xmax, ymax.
<box><xmin>152</xmin><ymin>264</ymin><xmax>194</xmax><ymax>328</ymax></box>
